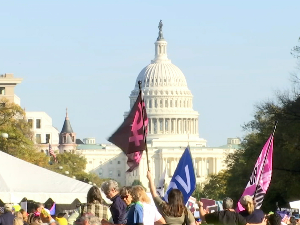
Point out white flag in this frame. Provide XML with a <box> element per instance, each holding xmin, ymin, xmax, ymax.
<box><xmin>156</xmin><ymin>167</ymin><xmax>166</xmax><ymax>197</ymax></box>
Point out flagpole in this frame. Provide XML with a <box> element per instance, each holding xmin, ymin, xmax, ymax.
<box><xmin>253</xmin><ymin>120</ymin><xmax>278</xmax><ymax>199</ymax></box>
<box><xmin>138</xmin><ymin>80</ymin><xmax>150</xmax><ymax>171</ymax></box>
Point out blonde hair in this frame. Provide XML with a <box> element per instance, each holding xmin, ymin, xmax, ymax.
<box><xmin>13</xmin><ymin>218</ymin><xmax>24</xmax><ymax>225</ymax></box>
<box><xmin>14</xmin><ymin>212</ymin><xmax>23</xmax><ymax>219</ymax></box>
<box><xmin>240</xmin><ymin>195</ymin><xmax>255</xmax><ymax>214</ymax></box>
<box><xmin>131</xmin><ymin>185</ymin><xmax>151</xmax><ymax>204</ymax></box>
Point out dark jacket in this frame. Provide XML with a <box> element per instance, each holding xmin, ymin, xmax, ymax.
<box><xmin>110</xmin><ymin>194</ymin><xmax>127</xmax><ymax>224</ymax></box>
<box><xmin>0</xmin><ymin>212</ymin><xmax>15</xmax><ymax>225</ymax></box>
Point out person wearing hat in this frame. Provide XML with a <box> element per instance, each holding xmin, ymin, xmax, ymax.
<box><xmin>0</xmin><ymin>204</ymin><xmax>15</xmax><ymax>225</ymax></box>
<box><xmin>40</xmin><ymin>209</ymin><xmax>56</xmax><ymax>225</ymax></box>
<box><xmin>239</xmin><ymin>195</ymin><xmax>265</xmax><ymax>223</ymax></box>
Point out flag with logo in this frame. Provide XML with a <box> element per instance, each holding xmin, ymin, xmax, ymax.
<box><xmin>108</xmin><ymin>89</ymin><xmax>148</xmax><ymax>172</ymax></box>
<box><xmin>237</xmin><ymin>134</ymin><xmax>274</xmax><ymax>211</ymax></box>
<box><xmin>156</xmin><ymin>167</ymin><xmax>166</xmax><ymax>197</ymax></box>
<box><xmin>164</xmin><ymin>147</ymin><xmax>196</xmax><ymax>204</ymax></box>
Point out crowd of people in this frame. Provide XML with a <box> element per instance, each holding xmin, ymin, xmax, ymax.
<box><xmin>0</xmin><ymin>171</ymin><xmax>298</xmax><ymax>225</ymax></box>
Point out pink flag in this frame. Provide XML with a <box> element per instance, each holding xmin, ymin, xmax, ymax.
<box><xmin>237</xmin><ymin>134</ymin><xmax>274</xmax><ymax>211</ymax></box>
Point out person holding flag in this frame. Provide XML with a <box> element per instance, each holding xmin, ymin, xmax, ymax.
<box><xmin>238</xmin><ymin>122</ymin><xmax>277</xmax><ymax>212</ymax></box>
<box><xmin>146</xmin><ymin>171</ymin><xmax>196</xmax><ymax>225</ymax></box>
<box><xmin>239</xmin><ymin>195</ymin><xmax>265</xmax><ymax>223</ymax></box>
<box><xmin>197</xmin><ymin>198</ymin><xmax>266</xmax><ymax>225</ymax></box>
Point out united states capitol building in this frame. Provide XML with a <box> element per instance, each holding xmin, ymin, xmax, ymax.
<box><xmin>0</xmin><ymin>22</ymin><xmax>241</xmax><ymax>188</ymax></box>
<box><xmin>75</xmin><ymin>22</ymin><xmax>241</xmax><ymax>187</ymax></box>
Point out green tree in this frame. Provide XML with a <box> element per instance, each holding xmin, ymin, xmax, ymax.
<box><xmin>201</xmin><ymin>40</ymin><xmax>300</xmax><ymax>211</ymax></box>
<box><xmin>0</xmin><ymin>99</ymin><xmax>48</xmax><ymax>167</ymax></box>
<box><xmin>291</xmin><ymin>37</ymin><xmax>300</xmax><ymax>58</ymax></box>
<box><xmin>201</xmin><ymin>170</ymin><xmax>229</xmax><ymax>200</ymax></box>
<box><xmin>214</xmin><ymin>88</ymin><xmax>300</xmax><ymax>212</ymax></box>
<box><xmin>192</xmin><ymin>183</ymin><xmax>203</xmax><ymax>200</ymax></box>
<box><xmin>132</xmin><ymin>180</ymin><xmax>143</xmax><ymax>186</ymax></box>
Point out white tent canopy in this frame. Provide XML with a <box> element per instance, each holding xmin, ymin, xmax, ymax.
<box><xmin>0</xmin><ymin>151</ymin><xmax>92</xmax><ymax>204</ymax></box>
<box><xmin>290</xmin><ymin>200</ymin><xmax>300</xmax><ymax>212</ymax></box>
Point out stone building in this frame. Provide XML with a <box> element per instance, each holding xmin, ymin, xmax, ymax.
<box><xmin>76</xmin><ymin>22</ymin><xmax>241</xmax><ymax>188</ymax></box>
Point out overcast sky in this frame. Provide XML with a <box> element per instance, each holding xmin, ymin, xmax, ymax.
<box><xmin>1</xmin><ymin>0</ymin><xmax>299</xmax><ymax>147</ymax></box>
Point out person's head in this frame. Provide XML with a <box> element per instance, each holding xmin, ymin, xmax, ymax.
<box><xmin>20</xmin><ymin>209</ymin><xmax>28</xmax><ymax>222</ymax></box>
<box><xmin>268</xmin><ymin>213</ymin><xmax>282</xmax><ymax>225</ymax></box>
<box><xmin>13</xmin><ymin>217</ymin><xmax>24</xmax><ymax>225</ymax></box>
<box><xmin>87</xmin><ymin>186</ymin><xmax>103</xmax><ymax>203</ymax></box>
<box><xmin>162</xmin><ymin>189</ymin><xmax>185</xmax><ymax>217</ymax></box>
<box><xmin>15</xmin><ymin>211</ymin><xmax>23</xmax><ymax>219</ymax></box>
<box><xmin>240</xmin><ymin>195</ymin><xmax>254</xmax><ymax>214</ymax></box>
<box><xmin>131</xmin><ymin>185</ymin><xmax>151</xmax><ymax>204</ymax></box>
<box><xmin>79</xmin><ymin>214</ymin><xmax>101</xmax><ymax>225</ymax></box>
<box><xmin>40</xmin><ymin>208</ymin><xmax>52</xmax><ymax>223</ymax></box>
<box><xmin>119</xmin><ymin>186</ymin><xmax>133</xmax><ymax>206</ymax></box>
<box><xmin>290</xmin><ymin>216</ymin><xmax>297</xmax><ymax>225</ymax></box>
<box><xmin>101</xmin><ymin>180</ymin><xmax>119</xmax><ymax>199</ymax></box>
<box><xmin>34</xmin><ymin>203</ymin><xmax>44</xmax><ymax>213</ymax></box>
<box><xmin>222</xmin><ymin>197</ymin><xmax>234</xmax><ymax>210</ymax></box>
<box><xmin>31</xmin><ymin>215</ymin><xmax>42</xmax><ymax>225</ymax></box>
<box><xmin>4</xmin><ymin>204</ymin><xmax>13</xmax><ymax>213</ymax></box>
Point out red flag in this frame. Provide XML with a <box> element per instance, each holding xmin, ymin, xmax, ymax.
<box><xmin>108</xmin><ymin>89</ymin><xmax>148</xmax><ymax>171</ymax></box>
<box><xmin>49</xmin><ymin>143</ymin><xmax>57</xmax><ymax>162</ymax></box>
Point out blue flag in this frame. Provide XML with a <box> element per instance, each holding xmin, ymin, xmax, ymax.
<box><xmin>164</xmin><ymin>147</ymin><xmax>196</xmax><ymax>204</ymax></box>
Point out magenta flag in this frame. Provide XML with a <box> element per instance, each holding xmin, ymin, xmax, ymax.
<box><xmin>108</xmin><ymin>89</ymin><xmax>148</xmax><ymax>172</ymax></box>
<box><xmin>237</xmin><ymin>134</ymin><xmax>274</xmax><ymax>211</ymax></box>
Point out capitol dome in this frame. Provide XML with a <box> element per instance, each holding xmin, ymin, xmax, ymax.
<box><xmin>127</xmin><ymin>21</ymin><xmax>206</xmax><ymax>147</ymax></box>
<box><xmin>135</xmin><ymin>63</ymin><xmax>188</xmax><ymax>89</ymax></box>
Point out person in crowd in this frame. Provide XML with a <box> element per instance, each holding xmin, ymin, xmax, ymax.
<box><xmin>77</xmin><ymin>214</ymin><xmax>101</xmax><ymax>225</ymax></box>
<box><xmin>101</xmin><ymin>180</ymin><xmax>126</xmax><ymax>224</ymax></box>
<box><xmin>289</xmin><ymin>217</ymin><xmax>297</xmax><ymax>225</ymax></box>
<box><xmin>29</xmin><ymin>215</ymin><xmax>42</xmax><ymax>225</ymax></box>
<box><xmin>146</xmin><ymin>171</ymin><xmax>196</xmax><ymax>225</ymax></box>
<box><xmin>124</xmin><ymin>186</ymin><xmax>143</xmax><ymax>225</ymax></box>
<box><xmin>83</xmin><ymin>186</ymin><xmax>110</xmax><ymax>221</ymax></box>
<box><xmin>267</xmin><ymin>213</ymin><xmax>282</xmax><ymax>225</ymax></box>
<box><xmin>55</xmin><ymin>213</ymin><xmax>68</xmax><ymax>225</ymax></box>
<box><xmin>198</xmin><ymin>198</ymin><xmax>267</xmax><ymax>225</ymax></box>
<box><xmin>131</xmin><ymin>185</ymin><xmax>165</xmax><ymax>225</ymax></box>
<box><xmin>40</xmin><ymin>208</ymin><xmax>56</xmax><ymax>225</ymax></box>
<box><xmin>101</xmin><ymin>186</ymin><xmax>143</xmax><ymax>225</ymax></box>
<box><xmin>119</xmin><ymin>186</ymin><xmax>133</xmax><ymax>208</ymax></box>
<box><xmin>239</xmin><ymin>195</ymin><xmax>265</xmax><ymax>223</ymax></box>
<box><xmin>198</xmin><ymin>198</ymin><xmax>246</xmax><ymax>225</ymax></box>
<box><xmin>0</xmin><ymin>204</ymin><xmax>15</xmax><ymax>225</ymax></box>
<box><xmin>19</xmin><ymin>210</ymin><xmax>29</xmax><ymax>225</ymax></box>
<box><xmin>13</xmin><ymin>212</ymin><xmax>23</xmax><ymax>225</ymax></box>
<box><xmin>101</xmin><ymin>186</ymin><xmax>130</xmax><ymax>223</ymax></box>
<box><xmin>28</xmin><ymin>204</ymin><xmax>43</xmax><ymax>224</ymax></box>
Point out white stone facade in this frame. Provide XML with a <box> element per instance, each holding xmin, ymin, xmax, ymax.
<box><xmin>126</xmin><ymin>26</ymin><xmax>206</xmax><ymax>148</ymax></box>
<box><xmin>76</xmin><ymin>140</ymin><xmax>239</xmax><ymax>188</ymax></box>
<box><xmin>77</xmin><ymin>23</ymin><xmax>241</xmax><ymax>188</ymax></box>
<box><xmin>0</xmin><ymin>73</ymin><xmax>23</xmax><ymax>105</ymax></box>
<box><xmin>25</xmin><ymin>111</ymin><xmax>59</xmax><ymax>153</ymax></box>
